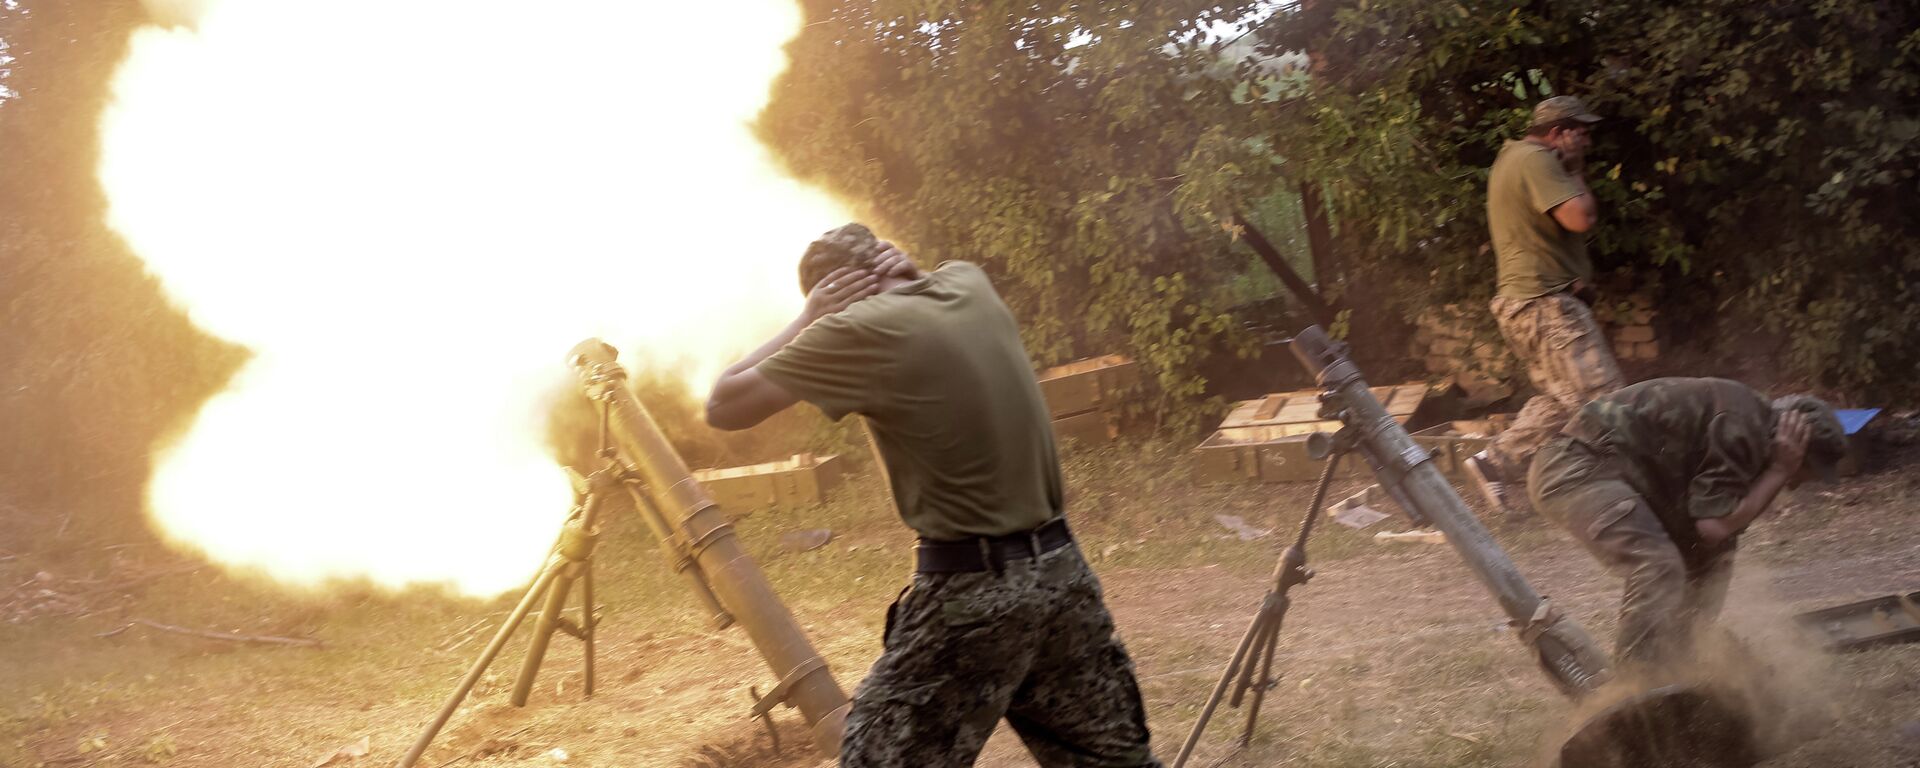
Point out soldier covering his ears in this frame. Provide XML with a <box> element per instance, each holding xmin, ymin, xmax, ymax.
<box><xmin>1468</xmin><ymin>95</ymin><xmax>1625</xmax><ymax>519</ymax></box>
<box><xmin>706</xmin><ymin>224</ymin><xmax>1161</xmax><ymax>767</ymax></box>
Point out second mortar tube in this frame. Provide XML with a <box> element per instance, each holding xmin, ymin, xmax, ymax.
<box><xmin>1290</xmin><ymin>326</ymin><xmax>1613</xmax><ymax>695</ymax></box>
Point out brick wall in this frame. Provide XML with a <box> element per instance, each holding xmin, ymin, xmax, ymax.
<box><xmin>1413</xmin><ymin>303</ymin><xmax>1517</xmax><ymax>404</ymax></box>
<box><xmin>1591</xmin><ymin>293</ymin><xmax>1662</xmax><ymax>362</ymax></box>
<box><xmin>1414</xmin><ymin>292</ymin><xmax>1661</xmax><ymax>402</ymax></box>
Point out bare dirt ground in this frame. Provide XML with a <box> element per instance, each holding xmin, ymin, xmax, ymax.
<box><xmin>4</xmin><ymin>431</ymin><xmax>1918</xmax><ymax>768</ymax></box>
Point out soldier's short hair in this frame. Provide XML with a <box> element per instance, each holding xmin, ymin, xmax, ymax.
<box><xmin>1771</xmin><ymin>394</ymin><xmax>1849</xmax><ymax>478</ymax></box>
<box><xmin>798</xmin><ymin>223</ymin><xmax>885</xmax><ymax>296</ymax></box>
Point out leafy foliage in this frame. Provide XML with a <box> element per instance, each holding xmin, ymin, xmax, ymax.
<box><xmin>772</xmin><ymin>0</ymin><xmax>1918</xmax><ymax>402</ymax></box>
<box><xmin>760</xmin><ymin>1</ymin><xmax>1294</xmax><ymax>428</ymax></box>
<box><xmin>1225</xmin><ymin>0</ymin><xmax>1920</xmax><ymax>399</ymax></box>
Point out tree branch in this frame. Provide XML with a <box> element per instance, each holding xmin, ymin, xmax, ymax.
<box><xmin>1231</xmin><ymin>212</ymin><xmax>1335</xmax><ymax>326</ymax></box>
<box><xmin>101</xmin><ymin>618</ymin><xmax>323</xmax><ymax>649</ymax></box>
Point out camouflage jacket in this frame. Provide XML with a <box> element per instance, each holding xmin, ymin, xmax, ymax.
<box><xmin>1554</xmin><ymin>378</ymin><xmax>1774</xmax><ymax>530</ymax></box>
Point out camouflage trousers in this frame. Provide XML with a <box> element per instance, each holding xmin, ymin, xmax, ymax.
<box><xmin>1530</xmin><ymin>437</ymin><xmax>1735</xmax><ymax>669</ymax></box>
<box><xmin>840</xmin><ymin>544</ymin><xmax>1161</xmax><ymax>768</ymax></box>
<box><xmin>1487</xmin><ymin>291</ymin><xmax>1625</xmax><ymax>477</ymax></box>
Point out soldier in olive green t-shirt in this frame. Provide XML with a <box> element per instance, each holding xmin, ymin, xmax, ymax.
<box><xmin>705</xmin><ymin>224</ymin><xmax>1161</xmax><ymax>768</ymax></box>
<box><xmin>1490</xmin><ymin>137</ymin><xmax>1593</xmax><ymax>301</ymax></box>
<box><xmin>753</xmin><ymin>257</ymin><xmax>1062</xmax><ymax>541</ymax></box>
<box><xmin>1465</xmin><ymin>96</ymin><xmax>1628</xmax><ymax>521</ymax></box>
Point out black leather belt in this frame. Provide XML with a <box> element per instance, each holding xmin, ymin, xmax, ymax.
<box><xmin>915</xmin><ymin>518</ymin><xmax>1073</xmax><ymax>573</ymax></box>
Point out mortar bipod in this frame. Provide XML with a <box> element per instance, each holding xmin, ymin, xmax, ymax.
<box><xmin>394</xmin><ymin>465</ymin><xmax>612</xmax><ymax>768</ymax></box>
<box><xmin>1171</xmin><ymin>429</ymin><xmax>1353</xmax><ymax>768</ymax></box>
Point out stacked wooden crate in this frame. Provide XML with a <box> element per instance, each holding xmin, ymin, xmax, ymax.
<box><xmin>1192</xmin><ymin>384</ymin><xmax>1430</xmax><ymax>484</ymax></box>
<box><xmin>1409</xmin><ymin>416</ymin><xmax>1511</xmax><ymax>480</ymax></box>
<box><xmin>1036</xmin><ymin>355</ymin><xmax>1140</xmax><ymax>445</ymax></box>
<box><xmin>690</xmin><ymin>453</ymin><xmax>846</xmax><ymax>515</ymax></box>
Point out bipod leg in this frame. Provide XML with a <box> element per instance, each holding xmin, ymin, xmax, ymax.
<box><xmin>580</xmin><ymin>390</ymin><xmax>612</xmax><ymax>701</ymax></box>
<box><xmin>1229</xmin><ymin>594</ymin><xmax>1280</xmax><ymax>708</ymax></box>
<box><xmin>511</xmin><ymin>485</ymin><xmax>603</xmax><ymax>707</ymax></box>
<box><xmin>581</xmin><ymin>558</ymin><xmax>596</xmax><ymax>698</ymax></box>
<box><xmin>396</xmin><ymin>557</ymin><xmax>565</xmax><ymax>768</ymax></box>
<box><xmin>1238</xmin><ymin>593</ymin><xmax>1289</xmax><ymax>747</ymax></box>
<box><xmin>511</xmin><ymin>560</ymin><xmax>582</xmax><ymax>706</ymax></box>
<box><xmin>1172</xmin><ymin>600</ymin><xmax>1271</xmax><ymax>768</ymax></box>
<box><xmin>1174</xmin><ymin>443</ymin><xmax>1341</xmax><ymax>768</ymax></box>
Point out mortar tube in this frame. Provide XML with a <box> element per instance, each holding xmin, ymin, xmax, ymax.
<box><xmin>569</xmin><ymin>340</ymin><xmax>851</xmax><ymax>753</ymax></box>
<box><xmin>620</xmin><ymin>481</ymin><xmax>734</xmax><ymax>630</ymax></box>
<box><xmin>1289</xmin><ymin>326</ymin><xmax>1612</xmax><ymax>695</ymax></box>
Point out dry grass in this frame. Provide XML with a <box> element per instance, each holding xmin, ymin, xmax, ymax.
<box><xmin>3</xmin><ymin>436</ymin><xmax>1918</xmax><ymax>768</ymax></box>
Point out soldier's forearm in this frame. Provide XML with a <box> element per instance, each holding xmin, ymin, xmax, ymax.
<box><xmin>718</xmin><ymin>315</ymin><xmax>810</xmax><ymax>379</ymax></box>
<box><xmin>1696</xmin><ymin>466</ymin><xmax>1795</xmax><ymax>549</ymax></box>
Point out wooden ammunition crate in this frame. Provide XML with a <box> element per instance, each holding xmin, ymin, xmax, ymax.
<box><xmin>1037</xmin><ymin>355</ymin><xmax>1140</xmax><ymax>419</ymax></box>
<box><xmin>1191</xmin><ymin>426</ymin><xmax>1370</xmax><ymax>484</ymax></box>
<box><xmin>1053</xmin><ymin>409</ymin><xmax>1119</xmax><ymax>445</ymax></box>
<box><xmin>1410</xmin><ymin>419</ymin><xmax>1508</xmax><ymax>480</ymax></box>
<box><xmin>1192</xmin><ymin>385</ymin><xmax>1431</xmax><ymax>485</ymax></box>
<box><xmin>691</xmin><ymin>453</ymin><xmax>845</xmax><ymax>514</ymax></box>
<box><xmin>1217</xmin><ymin>384</ymin><xmax>1429</xmax><ymax>432</ymax></box>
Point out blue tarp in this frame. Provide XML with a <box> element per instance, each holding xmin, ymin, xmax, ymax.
<box><xmin>1835</xmin><ymin>408</ymin><xmax>1881</xmax><ymax>436</ymax></box>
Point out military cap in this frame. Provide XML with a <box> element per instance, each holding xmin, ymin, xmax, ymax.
<box><xmin>1773</xmin><ymin>395</ymin><xmax>1849</xmax><ymax>482</ymax></box>
<box><xmin>1531</xmin><ymin>95</ymin><xmax>1602</xmax><ymax>128</ymax></box>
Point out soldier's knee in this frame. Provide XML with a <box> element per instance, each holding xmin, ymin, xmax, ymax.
<box><xmin>1622</xmin><ymin>549</ymin><xmax>1687</xmax><ymax>601</ymax></box>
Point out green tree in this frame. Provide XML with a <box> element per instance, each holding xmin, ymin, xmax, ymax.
<box><xmin>760</xmin><ymin>1</ymin><xmax>1293</xmax><ymax>428</ymax></box>
<box><xmin>1213</xmin><ymin>0</ymin><xmax>1920</xmax><ymax>400</ymax></box>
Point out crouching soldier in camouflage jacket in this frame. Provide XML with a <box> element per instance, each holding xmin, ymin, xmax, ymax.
<box><xmin>1527</xmin><ymin>378</ymin><xmax>1847</xmax><ymax>672</ymax></box>
<box><xmin>706</xmin><ymin>224</ymin><xmax>1161</xmax><ymax>768</ymax></box>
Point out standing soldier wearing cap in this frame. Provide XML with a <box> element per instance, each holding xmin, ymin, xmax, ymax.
<box><xmin>1465</xmin><ymin>95</ymin><xmax>1624</xmax><ymax>519</ymax></box>
<box><xmin>1528</xmin><ymin>378</ymin><xmax>1847</xmax><ymax>672</ymax></box>
<box><xmin>704</xmin><ymin>224</ymin><xmax>1161</xmax><ymax>768</ymax></box>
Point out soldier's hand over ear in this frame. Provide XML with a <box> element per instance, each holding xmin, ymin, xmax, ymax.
<box><xmin>1769</xmin><ymin>410</ymin><xmax>1810</xmax><ymax>478</ymax></box>
<box><xmin>804</xmin><ymin>266</ymin><xmax>880</xmax><ymax>323</ymax></box>
<box><xmin>872</xmin><ymin>242</ymin><xmax>920</xmax><ymax>279</ymax></box>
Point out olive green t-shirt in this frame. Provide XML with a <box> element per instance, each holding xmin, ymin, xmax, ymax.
<box><xmin>756</xmin><ymin>261</ymin><xmax>1063</xmax><ymax>541</ymax></box>
<box><xmin>1488</xmin><ymin>139</ymin><xmax>1592</xmax><ymax>299</ymax></box>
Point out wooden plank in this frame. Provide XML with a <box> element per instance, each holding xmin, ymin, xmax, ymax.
<box><xmin>1253</xmin><ymin>394</ymin><xmax>1285</xmax><ymax>421</ymax></box>
<box><xmin>1220</xmin><ymin>384</ymin><xmax>1427</xmax><ymax>430</ymax></box>
<box><xmin>1052</xmin><ymin>410</ymin><xmax>1117</xmax><ymax>444</ymax></box>
<box><xmin>1192</xmin><ymin>430</ymin><xmax>1365</xmax><ymax>485</ymax></box>
<box><xmin>691</xmin><ymin>454</ymin><xmax>845</xmax><ymax>513</ymax></box>
<box><xmin>1275</xmin><ymin>400</ymin><xmax>1324</xmax><ymax>423</ymax></box>
<box><xmin>1037</xmin><ymin>355</ymin><xmax>1139</xmax><ymax>418</ymax></box>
